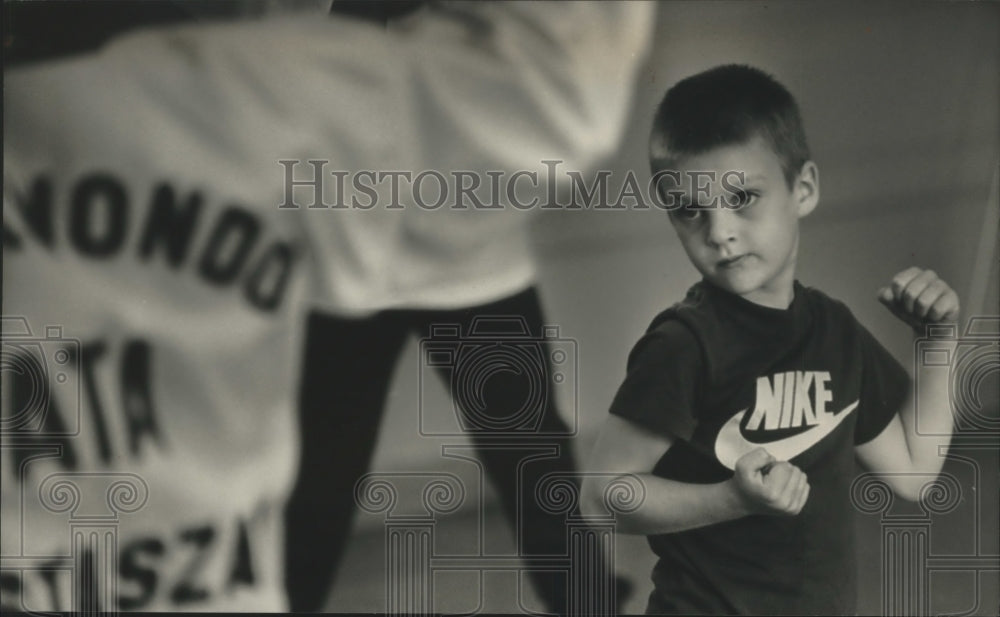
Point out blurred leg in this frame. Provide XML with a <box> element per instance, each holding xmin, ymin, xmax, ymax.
<box><xmin>417</xmin><ymin>287</ymin><xmax>582</xmax><ymax>613</ymax></box>
<box><xmin>284</xmin><ymin>309</ymin><xmax>408</xmax><ymax>612</ymax></box>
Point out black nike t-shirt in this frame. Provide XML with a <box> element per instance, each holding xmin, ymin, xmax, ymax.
<box><xmin>609</xmin><ymin>280</ymin><xmax>910</xmax><ymax>615</ymax></box>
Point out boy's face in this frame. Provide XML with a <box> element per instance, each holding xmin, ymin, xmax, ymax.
<box><xmin>652</xmin><ymin>136</ymin><xmax>819</xmax><ymax>309</ymax></box>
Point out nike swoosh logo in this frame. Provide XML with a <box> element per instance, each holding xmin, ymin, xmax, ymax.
<box><xmin>714</xmin><ymin>400</ymin><xmax>859</xmax><ymax>470</ymax></box>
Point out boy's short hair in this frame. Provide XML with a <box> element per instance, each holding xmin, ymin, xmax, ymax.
<box><xmin>650</xmin><ymin>64</ymin><xmax>811</xmax><ymax>187</ymax></box>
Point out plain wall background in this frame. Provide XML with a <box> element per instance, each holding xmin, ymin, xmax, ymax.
<box><xmin>340</xmin><ymin>2</ymin><xmax>999</xmax><ymax>614</ymax></box>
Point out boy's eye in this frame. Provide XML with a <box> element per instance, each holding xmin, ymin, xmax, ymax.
<box><xmin>672</xmin><ymin>202</ymin><xmax>702</xmax><ymax>222</ymax></box>
<box><xmin>726</xmin><ymin>189</ymin><xmax>758</xmax><ymax>209</ymax></box>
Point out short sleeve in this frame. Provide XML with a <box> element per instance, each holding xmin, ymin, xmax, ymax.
<box><xmin>853</xmin><ymin>321</ymin><xmax>912</xmax><ymax>444</ymax></box>
<box><xmin>608</xmin><ymin>320</ymin><xmax>703</xmax><ymax>441</ymax></box>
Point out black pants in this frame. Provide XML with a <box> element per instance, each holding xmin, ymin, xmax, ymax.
<box><xmin>285</xmin><ymin>287</ymin><xmax>583</xmax><ymax>612</ymax></box>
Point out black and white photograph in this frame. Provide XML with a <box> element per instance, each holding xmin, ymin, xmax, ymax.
<box><xmin>2</xmin><ymin>1</ymin><xmax>998</xmax><ymax>614</ymax></box>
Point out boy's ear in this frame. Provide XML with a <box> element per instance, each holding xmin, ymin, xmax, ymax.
<box><xmin>794</xmin><ymin>161</ymin><xmax>819</xmax><ymax>217</ymax></box>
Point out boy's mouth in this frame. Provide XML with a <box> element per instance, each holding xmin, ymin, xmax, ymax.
<box><xmin>717</xmin><ymin>254</ymin><xmax>748</xmax><ymax>269</ymax></box>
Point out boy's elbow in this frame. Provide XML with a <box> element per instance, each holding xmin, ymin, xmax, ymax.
<box><xmin>889</xmin><ymin>472</ymin><xmax>944</xmax><ymax>503</ymax></box>
<box><xmin>890</xmin><ymin>479</ymin><xmax>923</xmax><ymax>503</ymax></box>
<box><xmin>579</xmin><ymin>477</ymin><xmax>607</xmax><ymax>519</ymax></box>
<box><xmin>579</xmin><ymin>473</ymin><xmax>646</xmax><ymax>522</ymax></box>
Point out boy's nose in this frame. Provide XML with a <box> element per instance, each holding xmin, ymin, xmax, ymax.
<box><xmin>705</xmin><ymin>209</ymin><xmax>738</xmax><ymax>248</ymax></box>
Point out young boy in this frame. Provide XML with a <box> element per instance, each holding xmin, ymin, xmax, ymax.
<box><xmin>582</xmin><ymin>65</ymin><xmax>960</xmax><ymax>615</ymax></box>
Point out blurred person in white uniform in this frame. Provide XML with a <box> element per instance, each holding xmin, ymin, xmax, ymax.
<box><xmin>2</xmin><ymin>0</ymin><xmax>653</xmax><ymax>612</ymax></box>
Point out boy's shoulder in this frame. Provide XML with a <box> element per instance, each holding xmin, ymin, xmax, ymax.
<box><xmin>634</xmin><ymin>282</ymin><xmax>731</xmax><ymax>378</ymax></box>
<box><xmin>638</xmin><ymin>280</ymin><xmax>866</xmax><ymax>380</ymax></box>
<box><xmin>798</xmin><ymin>283</ymin><xmax>868</xmax><ymax>328</ymax></box>
<box><xmin>646</xmin><ymin>280</ymin><xmax>859</xmax><ymax>329</ymax></box>
<box><xmin>644</xmin><ymin>280</ymin><xmax>727</xmax><ymax>334</ymax></box>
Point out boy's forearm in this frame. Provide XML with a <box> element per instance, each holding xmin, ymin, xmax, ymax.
<box><xmin>584</xmin><ymin>473</ymin><xmax>750</xmax><ymax>536</ymax></box>
<box><xmin>900</xmin><ymin>337</ymin><xmax>957</xmax><ymax>475</ymax></box>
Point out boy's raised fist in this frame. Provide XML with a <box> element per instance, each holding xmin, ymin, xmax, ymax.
<box><xmin>878</xmin><ymin>267</ymin><xmax>960</xmax><ymax>331</ymax></box>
